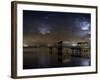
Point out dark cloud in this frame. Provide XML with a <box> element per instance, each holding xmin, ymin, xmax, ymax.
<box><xmin>23</xmin><ymin>10</ymin><xmax>91</xmax><ymax>45</ymax></box>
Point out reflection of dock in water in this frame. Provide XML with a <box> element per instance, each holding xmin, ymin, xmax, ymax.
<box><xmin>23</xmin><ymin>41</ymin><xmax>90</xmax><ymax>69</ymax></box>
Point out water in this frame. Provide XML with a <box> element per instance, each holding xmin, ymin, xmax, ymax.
<box><xmin>23</xmin><ymin>47</ymin><xmax>90</xmax><ymax>69</ymax></box>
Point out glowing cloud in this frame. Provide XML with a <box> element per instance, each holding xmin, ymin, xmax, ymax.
<box><xmin>80</xmin><ymin>21</ymin><xmax>90</xmax><ymax>30</ymax></box>
<box><xmin>38</xmin><ymin>27</ymin><xmax>51</xmax><ymax>35</ymax></box>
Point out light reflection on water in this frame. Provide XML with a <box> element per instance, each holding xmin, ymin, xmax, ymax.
<box><xmin>23</xmin><ymin>50</ymin><xmax>90</xmax><ymax>69</ymax></box>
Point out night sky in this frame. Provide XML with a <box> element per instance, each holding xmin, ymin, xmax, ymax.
<box><xmin>23</xmin><ymin>10</ymin><xmax>91</xmax><ymax>46</ymax></box>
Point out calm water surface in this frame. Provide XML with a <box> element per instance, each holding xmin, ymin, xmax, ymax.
<box><xmin>23</xmin><ymin>49</ymin><xmax>90</xmax><ymax>69</ymax></box>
